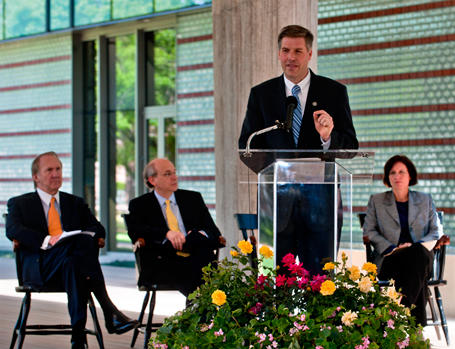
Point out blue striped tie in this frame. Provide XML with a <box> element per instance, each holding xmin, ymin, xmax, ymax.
<box><xmin>291</xmin><ymin>85</ymin><xmax>302</xmax><ymax>145</ymax></box>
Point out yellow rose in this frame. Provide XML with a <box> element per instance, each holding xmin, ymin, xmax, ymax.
<box><xmin>259</xmin><ymin>245</ymin><xmax>273</xmax><ymax>258</ymax></box>
<box><xmin>358</xmin><ymin>276</ymin><xmax>372</xmax><ymax>293</ymax></box>
<box><xmin>347</xmin><ymin>266</ymin><xmax>360</xmax><ymax>281</ymax></box>
<box><xmin>341</xmin><ymin>251</ymin><xmax>347</xmax><ymax>262</ymax></box>
<box><xmin>362</xmin><ymin>262</ymin><xmax>377</xmax><ymax>275</ymax></box>
<box><xmin>322</xmin><ymin>262</ymin><xmax>335</xmax><ymax>271</ymax></box>
<box><xmin>230</xmin><ymin>250</ymin><xmax>239</xmax><ymax>257</ymax></box>
<box><xmin>237</xmin><ymin>240</ymin><xmax>253</xmax><ymax>254</ymax></box>
<box><xmin>211</xmin><ymin>289</ymin><xmax>227</xmax><ymax>306</ymax></box>
<box><xmin>383</xmin><ymin>286</ymin><xmax>401</xmax><ymax>304</ymax></box>
<box><xmin>320</xmin><ymin>280</ymin><xmax>336</xmax><ymax>296</ymax></box>
<box><xmin>341</xmin><ymin>310</ymin><xmax>358</xmax><ymax>327</ymax></box>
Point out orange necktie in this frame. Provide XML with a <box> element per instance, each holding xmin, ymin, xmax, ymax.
<box><xmin>48</xmin><ymin>197</ymin><xmax>63</xmax><ymax>236</ymax></box>
<box><xmin>165</xmin><ymin>199</ymin><xmax>180</xmax><ymax>232</ymax></box>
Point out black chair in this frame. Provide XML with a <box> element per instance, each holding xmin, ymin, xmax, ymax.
<box><xmin>123</xmin><ymin>213</ymin><xmax>221</xmax><ymax>349</ymax></box>
<box><xmin>359</xmin><ymin>211</ymin><xmax>450</xmax><ymax>345</ymax></box>
<box><xmin>3</xmin><ymin>213</ymin><xmax>104</xmax><ymax>349</ymax></box>
<box><xmin>9</xmin><ymin>248</ymin><xmax>104</xmax><ymax>349</ymax></box>
<box><xmin>234</xmin><ymin>213</ymin><xmax>258</xmax><ymax>269</ymax></box>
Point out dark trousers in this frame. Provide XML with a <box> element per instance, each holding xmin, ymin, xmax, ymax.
<box><xmin>276</xmin><ymin>184</ymin><xmax>342</xmax><ymax>275</ymax></box>
<box><xmin>379</xmin><ymin>243</ymin><xmax>433</xmax><ymax>326</ymax></box>
<box><xmin>40</xmin><ymin>234</ymin><xmax>104</xmax><ymax>340</ymax></box>
<box><xmin>138</xmin><ymin>233</ymin><xmax>216</xmax><ymax>297</ymax></box>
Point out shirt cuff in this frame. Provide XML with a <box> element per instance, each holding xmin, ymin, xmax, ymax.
<box><xmin>321</xmin><ymin>136</ymin><xmax>331</xmax><ymax>150</ymax></box>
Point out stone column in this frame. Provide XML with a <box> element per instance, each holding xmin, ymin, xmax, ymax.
<box><xmin>213</xmin><ymin>0</ymin><xmax>318</xmax><ymax>256</ymax></box>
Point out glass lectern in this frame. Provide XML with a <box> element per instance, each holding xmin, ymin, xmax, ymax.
<box><xmin>239</xmin><ymin>149</ymin><xmax>374</xmax><ymax>273</ymax></box>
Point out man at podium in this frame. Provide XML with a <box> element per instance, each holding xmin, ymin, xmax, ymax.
<box><xmin>238</xmin><ymin>25</ymin><xmax>358</xmax><ymax>274</ymax></box>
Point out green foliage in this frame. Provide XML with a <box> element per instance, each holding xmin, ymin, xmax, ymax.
<box><xmin>152</xmin><ymin>247</ymin><xmax>429</xmax><ymax>349</ymax></box>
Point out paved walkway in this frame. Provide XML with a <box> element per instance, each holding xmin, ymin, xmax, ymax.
<box><xmin>0</xmin><ymin>254</ymin><xmax>453</xmax><ymax>348</ymax></box>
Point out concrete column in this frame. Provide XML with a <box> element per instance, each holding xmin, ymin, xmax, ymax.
<box><xmin>213</xmin><ymin>0</ymin><xmax>318</xmax><ymax>256</ymax></box>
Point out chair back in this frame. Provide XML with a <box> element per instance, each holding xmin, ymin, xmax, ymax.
<box><xmin>234</xmin><ymin>213</ymin><xmax>258</xmax><ymax>269</ymax></box>
<box><xmin>122</xmin><ymin>213</ymin><xmax>186</xmax><ymax>290</ymax></box>
<box><xmin>234</xmin><ymin>213</ymin><xmax>258</xmax><ymax>241</ymax></box>
<box><xmin>430</xmin><ymin>211</ymin><xmax>446</xmax><ymax>282</ymax></box>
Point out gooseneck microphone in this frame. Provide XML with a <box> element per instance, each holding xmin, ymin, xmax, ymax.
<box><xmin>284</xmin><ymin>96</ymin><xmax>298</xmax><ymax>132</ymax></box>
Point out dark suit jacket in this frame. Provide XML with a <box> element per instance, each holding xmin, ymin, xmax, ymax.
<box><xmin>127</xmin><ymin>189</ymin><xmax>221</xmax><ymax>246</ymax></box>
<box><xmin>238</xmin><ymin>70</ymin><xmax>358</xmax><ymax>150</ymax></box>
<box><xmin>6</xmin><ymin>191</ymin><xmax>105</xmax><ymax>288</ymax></box>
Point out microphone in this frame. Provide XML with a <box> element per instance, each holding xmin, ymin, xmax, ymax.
<box><xmin>284</xmin><ymin>96</ymin><xmax>298</xmax><ymax>132</ymax></box>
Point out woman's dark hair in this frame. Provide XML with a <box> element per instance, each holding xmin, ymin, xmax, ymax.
<box><xmin>383</xmin><ymin>154</ymin><xmax>418</xmax><ymax>187</ymax></box>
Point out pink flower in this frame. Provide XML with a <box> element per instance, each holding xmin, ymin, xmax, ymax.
<box><xmin>276</xmin><ymin>274</ymin><xmax>287</xmax><ymax>287</ymax></box>
<box><xmin>214</xmin><ymin>328</ymin><xmax>224</xmax><ymax>337</ymax></box>
<box><xmin>387</xmin><ymin>319</ymin><xmax>395</xmax><ymax>329</ymax></box>
<box><xmin>397</xmin><ymin>337</ymin><xmax>410</xmax><ymax>348</ymax></box>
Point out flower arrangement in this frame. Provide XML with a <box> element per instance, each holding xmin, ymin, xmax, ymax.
<box><xmin>152</xmin><ymin>241</ymin><xmax>429</xmax><ymax>348</ymax></box>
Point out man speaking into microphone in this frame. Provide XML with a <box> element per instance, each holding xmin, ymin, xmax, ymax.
<box><xmin>238</xmin><ymin>25</ymin><xmax>358</xmax><ymax>274</ymax></box>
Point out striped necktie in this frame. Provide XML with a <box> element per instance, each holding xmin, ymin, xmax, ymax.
<box><xmin>48</xmin><ymin>197</ymin><xmax>63</xmax><ymax>236</ymax></box>
<box><xmin>291</xmin><ymin>84</ymin><xmax>302</xmax><ymax>145</ymax></box>
<box><xmin>165</xmin><ymin>199</ymin><xmax>180</xmax><ymax>232</ymax></box>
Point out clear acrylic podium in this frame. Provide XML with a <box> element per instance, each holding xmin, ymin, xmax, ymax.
<box><xmin>239</xmin><ymin>149</ymin><xmax>374</xmax><ymax>272</ymax></box>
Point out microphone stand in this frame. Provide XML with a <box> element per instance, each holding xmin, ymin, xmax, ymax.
<box><xmin>243</xmin><ymin>120</ymin><xmax>285</xmax><ymax>157</ymax></box>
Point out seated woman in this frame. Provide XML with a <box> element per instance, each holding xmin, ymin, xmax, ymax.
<box><xmin>363</xmin><ymin>154</ymin><xmax>442</xmax><ymax>326</ymax></box>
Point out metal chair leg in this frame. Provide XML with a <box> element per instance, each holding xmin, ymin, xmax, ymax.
<box><xmin>427</xmin><ymin>288</ymin><xmax>441</xmax><ymax>341</ymax></box>
<box><xmin>143</xmin><ymin>290</ymin><xmax>157</xmax><ymax>349</ymax></box>
<box><xmin>131</xmin><ymin>291</ymin><xmax>150</xmax><ymax>348</ymax></box>
<box><xmin>88</xmin><ymin>294</ymin><xmax>105</xmax><ymax>349</ymax></box>
<box><xmin>10</xmin><ymin>293</ymin><xmax>26</xmax><ymax>349</ymax></box>
<box><xmin>434</xmin><ymin>287</ymin><xmax>450</xmax><ymax>346</ymax></box>
<box><xmin>13</xmin><ymin>292</ymin><xmax>31</xmax><ymax>349</ymax></box>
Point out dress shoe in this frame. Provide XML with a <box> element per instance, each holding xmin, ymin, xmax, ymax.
<box><xmin>105</xmin><ymin>311</ymin><xmax>139</xmax><ymax>334</ymax></box>
<box><xmin>71</xmin><ymin>340</ymin><xmax>88</xmax><ymax>349</ymax></box>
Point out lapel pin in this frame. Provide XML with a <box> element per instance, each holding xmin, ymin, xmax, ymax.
<box><xmin>312</xmin><ymin>101</ymin><xmax>318</xmax><ymax>107</ymax></box>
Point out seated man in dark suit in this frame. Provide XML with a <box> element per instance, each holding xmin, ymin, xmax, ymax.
<box><xmin>6</xmin><ymin>151</ymin><xmax>138</xmax><ymax>349</ymax></box>
<box><xmin>127</xmin><ymin>158</ymin><xmax>225</xmax><ymax>297</ymax></box>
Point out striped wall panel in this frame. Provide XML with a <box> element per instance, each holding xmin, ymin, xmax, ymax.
<box><xmin>0</xmin><ymin>35</ymin><xmax>73</xmax><ymax>247</ymax></box>
<box><xmin>318</xmin><ymin>0</ymin><xmax>455</xmax><ymax>247</ymax></box>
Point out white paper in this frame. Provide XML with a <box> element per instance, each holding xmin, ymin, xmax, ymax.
<box><xmin>41</xmin><ymin>230</ymin><xmax>95</xmax><ymax>250</ymax></box>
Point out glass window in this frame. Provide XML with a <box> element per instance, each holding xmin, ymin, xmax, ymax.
<box><xmin>74</xmin><ymin>0</ymin><xmax>110</xmax><ymax>26</ymax></box>
<box><xmin>146</xmin><ymin>28</ymin><xmax>176</xmax><ymax>164</ymax></box>
<box><xmin>5</xmin><ymin>0</ymin><xmax>45</xmax><ymax>38</ymax></box>
<box><xmin>155</xmin><ymin>0</ymin><xmax>211</xmax><ymax>13</ymax></box>
<box><xmin>51</xmin><ymin>0</ymin><xmax>70</xmax><ymax>30</ymax></box>
<box><xmin>112</xmin><ymin>0</ymin><xmax>154</xmax><ymax>20</ymax></box>
<box><xmin>114</xmin><ymin>34</ymin><xmax>136</xmax><ymax>249</ymax></box>
<box><xmin>0</xmin><ymin>0</ymin><xmax>3</xmax><ymax>40</ymax></box>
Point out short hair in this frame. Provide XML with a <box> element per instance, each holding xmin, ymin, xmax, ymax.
<box><xmin>143</xmin><ymin>160</ymin><xmax>158</xmax><ymax>189</ymax></box>
<box><xmin>383</xmin><ymin>155</ymin><xmax>418</xmax><ymax>187</ymax></box>
<box><xmin>278</xmin><ymin>25</ymin><xmax>313</xmax><ymax>50</ymax></box>
<box><xmin>31</xmin><ymin>151</ymin><xmax>62</xmax><ymax>188</ymax></box>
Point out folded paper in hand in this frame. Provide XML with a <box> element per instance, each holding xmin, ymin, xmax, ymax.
<box><xmin>41</xmin><ymin>230</ymin><xmax>95</xmax><ymax>250</ymax></box>
<box><xmin>421</xmin><ymin>239</ymin><xmax>437</xmax><ymax>251</ymax></box>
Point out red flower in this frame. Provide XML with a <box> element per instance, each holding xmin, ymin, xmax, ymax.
<box><xmin>276</xmin><ymin>274</ymin><xmax>287</xmax><ymax>287</ymax></box>
<box><xmin>257</xmin><ymin>274</ymin><xmax>268</xmax><ymax>285</ymax></box>
<box><xmin>288</xmin><ymin>262</ymin><xmax>310</xmax><ymax>278</ymax></box>
<box><xmin>281</xmin><ymin>253</ymin><xmax>296</xmax><ymax>268</ymax></box>
<box><xmin>248</xmin><ymin>302</ymin><xmax>263</xmax><ymax>315</ymax></box>
<box><xmin>286</xmin><ymin>276</ymin><xmax>297</xmax><ymax>286</ymax></box>
<box><xmin>310</xmin><ymin>274</ymin><xmax>327</xmax><ymax>292</ymax></box>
